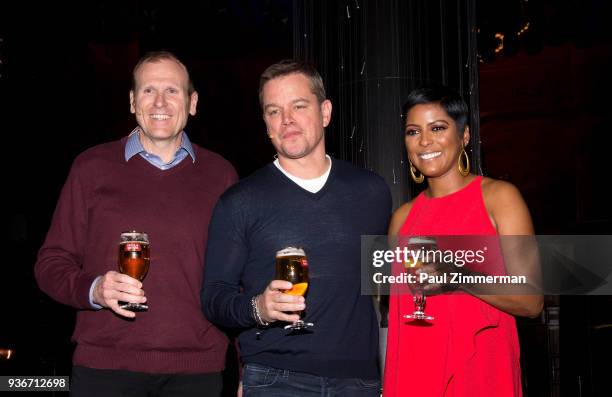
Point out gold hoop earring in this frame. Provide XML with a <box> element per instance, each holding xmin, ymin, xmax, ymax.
<box><xmin>458</xmin><ymin>146</ymin><xmax>470</xmax><ymax>177</ymax></box>
<box><xmin>409</xmin><ymin>160</ymin><xmax>424</xmax><ymax>183</ymax></box>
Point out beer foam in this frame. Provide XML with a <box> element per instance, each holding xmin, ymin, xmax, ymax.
<box><xmin>120</xmin><ymin>231</ymin><xmax>149</xmax><ymax>242</ymax></box>
<box><xmin>407</xmin><ymin>237</ymin><xmax>436</xmax><ymax>245</ymax></box>
<box><xmin>276</xmin><ymin>246</ymin><xmax>306</xmax><ymax>257</ymax></box>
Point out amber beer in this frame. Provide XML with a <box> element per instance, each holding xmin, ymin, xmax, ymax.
<box><xmin>275</xmin><ymin>247</ymin><xmax>308</xmax><ymax>295</ymax></box>
<box><xmin>275</xmin><ymin>247</ymin><xmax>313</xmax><ymax>329</ymax></box>
<box><xmin>403</xmin><ymin>236</ymin><xmax>437</xmax><ymax>322</ymax></box>
<box><xmin>405</xmin><ymin>237</ymin><xmax>438</xmax><ymax>270</ymax></box>
<box><xmin>118</xmin><ymin>231</ymin><xmax>150</xmax><ymax>310</ymax></box>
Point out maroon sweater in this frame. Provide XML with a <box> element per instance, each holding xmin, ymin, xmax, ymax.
<box><xmin>35</xmin><ymin>137</ymin><xmax>237</xmax><ymax>374</ymax></box>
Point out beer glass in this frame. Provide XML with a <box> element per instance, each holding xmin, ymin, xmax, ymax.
<box><xmin>118</xmin><ymin>231</ymin><xmax>150</xmax><ymax>311</ymax></box>
<box><xmin>275</xmin><ymin>247</ymin><xmax>313</xmax><ymax>330</ymax></box>
<box><xmin>403</xmin><ymin>237</ymin><xmax>435</xmax><ymax>322</ymax></box>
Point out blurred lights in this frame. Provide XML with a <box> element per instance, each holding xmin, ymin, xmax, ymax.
<box><xmin>492</xmin><ymin>23</ymin><xmax>529</xmax><ymax>55</ymax></box>
<box><xmin>494</xmin><ymin>33</ymin><xmax>505</xmax><ymax>54</ymax></box>
<box><xmin>0</xmin><ymin>348</ymin><xmax>14</xmax><ymax>360</ymax></box>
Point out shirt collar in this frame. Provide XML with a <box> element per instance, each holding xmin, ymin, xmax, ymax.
<box><xmin>124</xmin><ymin>127</ymin><xmax>196</xmax><ymax>163</ymax></box>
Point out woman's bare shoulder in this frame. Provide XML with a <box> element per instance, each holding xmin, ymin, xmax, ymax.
<box><xmin>481</xmin><ymin>177</ymin><xmax>524</xmax><ymax>206</ymax></box>
<box><xmin>480</xmin><ymin>176</ymin><xmax>533</xmax><ymax>234</ymax></box>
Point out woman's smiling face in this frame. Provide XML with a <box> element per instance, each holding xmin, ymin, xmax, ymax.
<box><xmin>404</xmin><ymin>102</ymin><xmax>469</xmax><ymax>179</ymax></box>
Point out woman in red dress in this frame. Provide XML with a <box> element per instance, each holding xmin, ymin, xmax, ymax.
<box><xmin>383</xmin><ymin>86</ymin><xmax>543</xmax><ymax>397</ymax></box>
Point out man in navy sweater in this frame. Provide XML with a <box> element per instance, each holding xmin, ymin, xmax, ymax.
<box><xmin>202</xmin><ymin>60</ymin><xmax>391</xmax><ymax>396</ymax></box>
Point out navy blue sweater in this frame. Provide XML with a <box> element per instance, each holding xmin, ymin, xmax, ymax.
<box><xmin>202</xmin><ymin>159</ymin><xmax>391</xmax><ymax>379</ymax></box>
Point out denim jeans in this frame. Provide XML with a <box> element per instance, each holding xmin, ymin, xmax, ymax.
<box><xmin>242</xmin><ymin>363</ymin><xmax>381</xmax><ymax>397</ymax></box>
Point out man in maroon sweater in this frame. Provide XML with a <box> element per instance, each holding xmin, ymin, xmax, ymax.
<box><xmin>35</xmin><ymin>51</ymin><xmax>237</xmax><ymax>396</ymax></box>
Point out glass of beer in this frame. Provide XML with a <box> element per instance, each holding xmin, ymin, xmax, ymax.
<box><xmin>118</xmin><ymin>231</ymin><xmax>150</xmax><ymax>311</ymax></box>
<box><xmin>275</xmin><ymin>247</ymin><xmax>313</xmax><ymax>330</ymax></box>
<box><xmin>403</xmin><ymin>236</ymin><xmax>436</xmax><ymax>322</ymax></box>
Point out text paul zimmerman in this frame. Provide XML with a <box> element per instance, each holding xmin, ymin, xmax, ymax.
<box><xmin>372</xmin><ymin>272</ymin><xmax>527</xmax><ymax>285</ymax></box>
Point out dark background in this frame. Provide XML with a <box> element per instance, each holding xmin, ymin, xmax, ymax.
<box><xmin>1</xmin><ymin>1</ymin><xmax>293</xmax><ymax>394</ymax></box>
<box><xmin>2</xmin><ymin>0</ymin><xmax>612</xmax><ymax>396</ymax></box>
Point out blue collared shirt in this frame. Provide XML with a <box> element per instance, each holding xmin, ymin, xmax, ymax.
<box><xmin>89</xmin><ymin>127</ymin><xmax>197</xmax><ymax>309</ymax></box>
<box><xmin>124</xmin><ymin>127</ymin><xmax>196</xmax><ymax>170</ymax></box>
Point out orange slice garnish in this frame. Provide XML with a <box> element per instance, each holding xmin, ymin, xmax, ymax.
<box><xmin>286</xmin><ymin>282</ymin><xmax>308</xmax><ymax>296</ymax></box>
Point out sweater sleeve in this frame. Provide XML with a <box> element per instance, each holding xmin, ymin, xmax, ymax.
<box><xmin>201</xmin><ymin>196</ymin><xmax>256</xmax><ymax>329</ymax></box>
<box><xmin>34</xmin><ymin>160</ymin><xmax>99</xmax><ymax>309</ymax></box>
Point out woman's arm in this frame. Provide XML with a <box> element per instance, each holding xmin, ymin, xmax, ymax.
<box><xmin>388</xmin><ymin>202</ymin><xmax>413</xmax><ymax>236</ymax></box>
<box><xmin>470</xmin><ymin>178</ymin><xmax>543</xmax><ymax>318</ymax></box>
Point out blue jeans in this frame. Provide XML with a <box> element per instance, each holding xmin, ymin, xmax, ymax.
<box><xmin>242</xmin><ymin>363</ymin><xmax>381</xmax><ymax>397</ymax></box>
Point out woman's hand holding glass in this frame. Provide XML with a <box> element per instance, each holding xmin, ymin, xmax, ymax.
<box><xmin>416</xmin><ymin>258</ymin><xmax>460</xmax><ymax>295</ymax></box>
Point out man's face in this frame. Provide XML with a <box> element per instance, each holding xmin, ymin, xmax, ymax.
<box><xmin>130</xmin><ymin>59</ymin><xmax>198</xmax><ymax>142</ymax></box>
<box><xmin>262</xmin><ymin>73</ymin><xmax>331</xmax><ymax>160</ymax></box>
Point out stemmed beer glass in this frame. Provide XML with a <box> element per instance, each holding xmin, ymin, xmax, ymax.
<box><xmin>275</xmin><ymin>247</ymin><xmax>313</xmax><ymax>330</ymax></box>
<box><xmin>118</xmin><ymin>231</ymin><xmax>150</xmax><ymax>311</ymax></box>
<box><xmin>403</xmin><ymin>236</ymin><xmax>436</xmax><ymax>322</ymax></box>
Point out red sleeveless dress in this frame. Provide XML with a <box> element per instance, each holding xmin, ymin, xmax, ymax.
<box><xmin>383</xmin><ymin>176</ymin><xmax>522</xmax><ymax>397</ymax></box>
